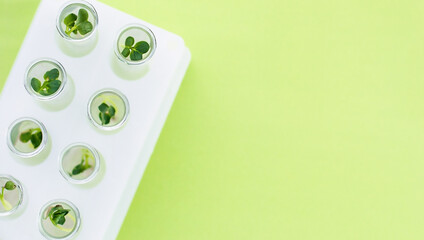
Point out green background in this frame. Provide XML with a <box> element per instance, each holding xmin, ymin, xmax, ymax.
<box><xmin>1</xmin><ymin>0</ymin><xmax>424</xmax><ymax>239</ymax></box>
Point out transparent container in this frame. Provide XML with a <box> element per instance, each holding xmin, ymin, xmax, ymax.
<box><xmin>0</xmin><ymin>175</ymin><xmax>23</xmax><ymax>217</ymax></box>
<box><xmin>39</xmin><ymin>199</ymin><xmax>81</xmax><ymax>240</ymax></box>
<box><xmin>59</xmin><ymin>143</ymin><xmax>101</xmax><ymax>184</ymax></box>
<box><xmin>56</xmin><ymin>0</ymin><xmax>99</xmax><ymax>56</ymax></box>
<box><xmin>87</xmin><ymin>88</ymin><xmax>130</xmax><ymax>131</ymax></box>
<box><xmin>24</xmin><ymin>58</ymin><xmax>74</xmax><ymax>110</ymax></box>
<box><xmin>112</xmin><ymin>24</ymin><xmax>157</xmax><ymax>79</ymax></box>
<box><xmin>7</xmin><ymin>117</ymin><xmax>49</xmax><ymax>158</ymax></box>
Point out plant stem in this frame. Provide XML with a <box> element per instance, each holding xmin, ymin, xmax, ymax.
<box><xmin>31</xmin><ymin>128</ymin><xmax>41</xmax><ymax>134</ymax></box>
<box><xmin>55</xmin><ymin>224</ymin><xmax>73</xmax><ymax>233</ymax></box>
<box><xmin>0</xmin><ymin>187</ymin><xmax>12</xmax><ymax>211</ymax></box>
<box><xmin>84</xmin><ymin>155</ymin><xmax>89</xmax><ymax>168</ymax></box>
<box><xmin>83</xmin><ymin>150</ymin><xmax>92</xmax><ymax>169</ymax></box>
<box><xmin>0</xmin><ymin>197</ymin><xmax>12</xmax><ymax>211</ymax></box>
<box><xmin>65</xmin><ymin>25</ymin><xmax>78</xmax><ymax>35</ymax></box>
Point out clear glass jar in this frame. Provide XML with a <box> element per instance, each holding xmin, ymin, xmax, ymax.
<box><xmin>87</xmin><ymin>88</ymin><xmax>130</xmax><ymax>131</ymax></box>
<box><xmin>114</xmin><ymin>24</ymin><xmax>157</xmax><ymax>65</ymax></box>
<box><xmin>59</xmin><ymin>142</ymin><xmax>101</xmax><ymax>184</ymax></box>
<box><xmin>7</xmin><ymin>117</ymin><xmax>49</xmax><ymax>158</ymax></box>
<box><xmin>38</xmin><ymin>199</ymin><xmax>81</xmax><ymax>240</ymax></box>
<box><xmin>56</xmin><ymin>0</ymin><xmax>99</xmax><ymax>56</ymax></box>
<box><xmin>24</xmin><ymin>58</ymin><xmax>68</xmax><ymax>101</ymax></box>
<box><xmin>0</xmin><ymin>175</ymin><xmax>24</xmax><ymax>216</ymax></box>
<box><xmin>111</xmin><ymin>24</ymin><xmax>157</xmax><ymax>79</ymax></box>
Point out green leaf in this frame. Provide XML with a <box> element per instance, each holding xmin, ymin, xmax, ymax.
<box><xmin>134</xmin><ymin>41</ymin><xmax>150</xmax><ymax>54</ymax></box>
<box><xmin>49</xmin><ymin>205</ymin><xmax>70</xmax><ymax>226</ymax></box>
<box><xmin>108</xmin><ymin>106</ymin><xmax>116</xmax><ymax>117</ymax></box>
<box><xmin>4</xmin><ymin>181</ymin><xmax>16</xmax><ymax>190</ymax></box>
<box><xmin>31</xmin><ymin>78</ymin><xmax>41</xmax><ymax>92</ymax></box>
<box><xmin>77</xmin><ymin>21</ymin><xmax>93</xmax><ymax>35</ymax></box>
<box><xmin>98</xmin><ymin>103</ymin><xmax>115</xmax><ymax>125</ymax></box>
<box><xmin>121</xmin><ymin>47</ymin><xmax>130</xmax><ymax>57</ymax></box>
<box><xmin>44</xmin><ymin>68</ymin><xmax>59</xmax><ymax>81</ymax></box>
<box><xmin>64</xmin><ymin>13</ymin><xmax>77</xmax><ymax>26</ymax></box>
<box><xmin>30</xmin><ymin>131</ymin><xmax>42</xmax><ymax>149</ymax></box>
<box><xmin>98</xmin><ymin>103</ymin><xmax>109</xmax><ymax>113</ymax></box>
<box><xmin>71</xmin><ymin>160</ymin><xmax>86</xmax><ymax>175</ymax></box>
<box><xmin>130</xmin><ymin>50</ymin><xmax>142</xmax><ymax>61</ymax></box>
<box><xmin>76</xmin><ymin>8</ymin><xmax>89</xmax><ymax>23</ymax></box>
<box><xmin>99</xmin><ymin>112</ymin><xmax>111</xmax><ymax>125</ymax></box>
<box><xmin>71</xmin><ymin>157</ymin><xmax>92</xmax><ymax>176</ymax></box>
<box><xmin>46</xmin><ymin>79</ymin><xmax>62</xmax><ymax>94</ymax></box>
<box><xmin>56</xmin><ymin>215</ymin><xmax>66</xmax><ymax>225</ymax></box>
<box><xmin>125</xmin><ymin>36</ymin><xmax>134</xmax><ymax>47</ymax></box>
<box><xmin>20</xmin><ymin>131</ymin><xmax>32</xmax><ymax>143</ymax></box>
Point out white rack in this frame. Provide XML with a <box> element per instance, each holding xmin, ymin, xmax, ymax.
<box><xmin>0</xmin><ymin>0</ymin><xmax>190</xmax><ymax>239</ymax></box>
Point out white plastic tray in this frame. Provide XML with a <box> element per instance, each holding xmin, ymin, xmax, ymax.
<box><xmin>0</xmin><ymin>0</ymin><xmax>190</xmax><ymax>239</ymax></box>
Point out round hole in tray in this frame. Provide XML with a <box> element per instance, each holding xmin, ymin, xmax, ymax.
<box><xmin>24</xmin><ymin>58</ymin><xmax>68</xmax><ymax>101</ymax></box>
<box><xmin>7</xmin><ymin>117</ymin><xmax>49</xmax><ymax>158</ymax></box>
<box><xmin>59</xmin><ymin>142</ymin><xmax>101</xmax><ymax>184</ymax></box>
<box><xmin>56</xmin><ymin>0</ymin><xmax>98</xmax><ymax>41</ymax></box>
<box><xmin>38</xmin><ymin>199</ymin><xmax>81</xmax><ymax>240</ymax></box>
<box><xmin>87</xmin><ymin>88</ymin><xmax>130</xmax><ymax>131</ymax></box>
<box><xmin>0</xmin><ymin>175</ymin><xmax>24</xmax><ymax>217</ymax></box>
<box><xmin>114</xmin><ymin>24</ymin><xmax>157</xmax><ymax>65</ymax></box>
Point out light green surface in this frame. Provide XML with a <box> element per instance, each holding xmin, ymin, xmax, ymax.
<box><xmin>2</xmin><ymin>0</ymin><xmax>424</xmax><ymax>239</ymax></box>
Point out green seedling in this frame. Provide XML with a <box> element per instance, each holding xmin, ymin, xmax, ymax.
<box><xmin>46</xmin><ymin>204</ymin><xmax>75</xmax><ymax>232</ymax></box>
<box><xmin>121</xmin><ymin>36</ymin><xmax>150</xmax><ymax>61</ymax></box>
<box><xmin>0</xmin><ymin>181</ymin><xmax>16</xmax><ymax>211</ymax></box>
<box><xmin>20</xmin><ymin>128</ymin><xmax>43</xmax><ymax>149</ymax></box>
<box><xmin>31</xmin><ymin>68</ymin><xmax>62</xmax><ymax>96</ymax></box>
<box><xmin>64</xmin><ymin>8</ymin><xmax>93</xmax><ymax>36</ymax></box>
<box><xmin>98</xmin><ymin>102</ymin><xmax>116</xmax><ymax>125</ymax></box>
<box><xmin>70</xmin><ymin>149</ymin><xmax>93</xmax><ymax>176</ymax></box>
<box><xmin>49</xmin><ymin>205</ymin><xmax>70</xmax><ymax>226</ymax></box>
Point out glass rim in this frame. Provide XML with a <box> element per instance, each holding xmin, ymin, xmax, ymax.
<box><xmin>114</xmin><ymin>23</ymin><xmax>157</xmax><ymax>65</ymax></box>
<box><xmin>87</xmin><ymin>88</ymin><xmax>130</xmax><ymax>131</ymax></box>
<box><xmin>38</xmin><ymin>199</ymin><xmax>81</xmax><ymax>240</ymax></box>
<box><xmin>0</xmin><ymin>174</ymin><xmax>24</xmax><ymax>217</ymax></box>
<box><xmin>6</xmin><ymin>117</ymin><xmax>49</xmax><ymax>158</ymax></box>
<box><xmin>58</xmin><ymin>142</ymin><xmax>101</xmax><ymax>184</ymax></box>
<box><xmin>24</xmin><ymin>58</ymin><xmax>68</xmax><ymax>101</ymax></box>
<box><xmin>56</xmin><ymin>0</ymin><xmax>99</xmax><ymax>42</ymax></box>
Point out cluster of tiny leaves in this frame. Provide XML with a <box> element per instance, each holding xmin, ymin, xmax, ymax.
<box><xmin>20</xmin><ymin>128</ymin><xmax>43</xmax><ymax>149</ymax></box>
<box><xmin>49</xmin><ymin>205</ymin><xmax>70</xmax><ymax>226</ymax></box>
<box><xmin>70</xmin><ymin>150</ymin><xmax>93</xmax><ymax>176</ymax></box>
<box><xmin>31</xmin><ymin>68</ymin><xmax>62</xmax><ymax>96</ymax></box>
<box><xmin>98</xmin><ymin>103</ymin><xmax>116</xmax><ymax>125</ymax></box>
<box><xmin>121</xmin><ymin>36</ymin><xmax>150</xmax><ymax>61</ymax></box>
<box><xmin>64</xmin><ymin>9</ymin><xmax>93</xmax><ymax>36</ymax></box>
